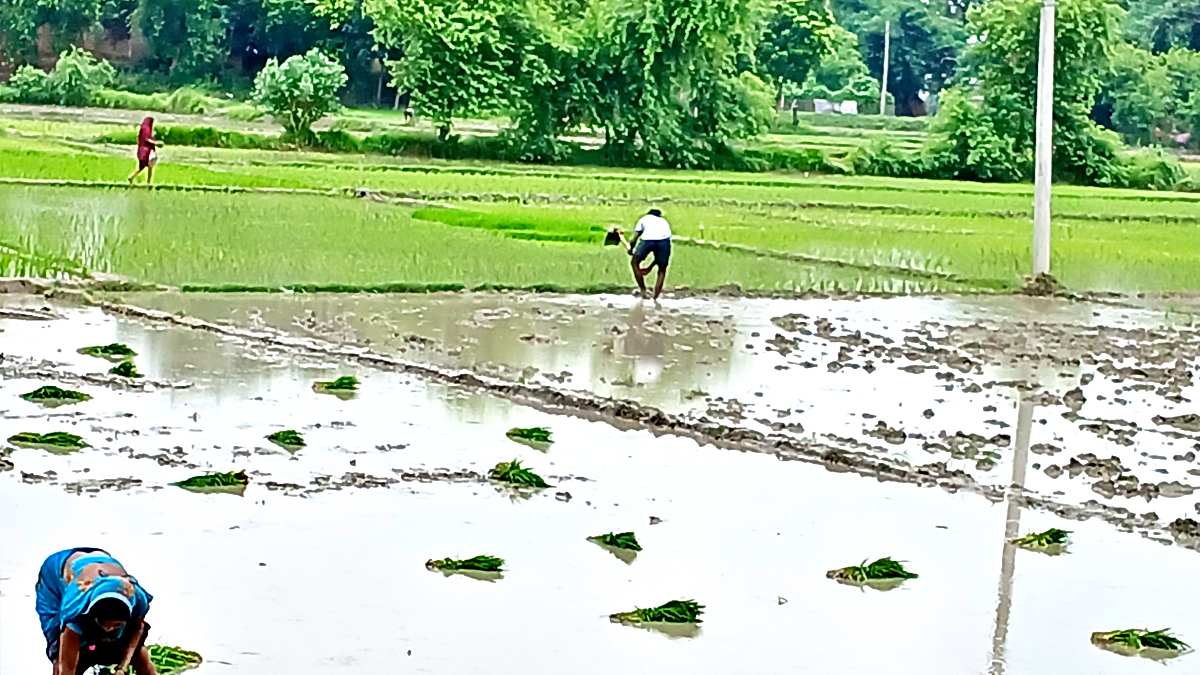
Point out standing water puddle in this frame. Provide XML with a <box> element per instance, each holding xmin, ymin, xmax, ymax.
<box><xmin>1</xmin><ymin>297</ymin><xmax>1198</xmax><ymax>674</ymax></box>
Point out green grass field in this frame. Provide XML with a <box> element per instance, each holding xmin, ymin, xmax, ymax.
<box><xmin>2</xmin><ymin>108</ymin><xmax>1199</xmax><ymax>295</ymax></box>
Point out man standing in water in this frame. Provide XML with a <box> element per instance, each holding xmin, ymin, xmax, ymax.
<box><xmin>627</xmin><ymin>208</ymin><xmax>672</xmax><ymax>301</ymax></box>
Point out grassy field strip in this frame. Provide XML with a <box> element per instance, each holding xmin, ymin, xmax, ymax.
<box><xmin>674</xmin><ymin>236</ymin><xmax>1007</xmax><ymax>290</ymax></box>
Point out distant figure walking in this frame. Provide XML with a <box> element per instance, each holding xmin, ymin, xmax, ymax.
<box><xmin>36</xmin><ymin>547</ymin><xmax>156</xmax><ymax>675</ymax></box>
<box><xmin>127</xmin><ymin>116</ymin><xmax>160</xmax><ymax>185</ymax></box>
<box><xmin>628</xmin><ymin>208</ymin><xmax>673</xmax><ymax>301</ymax></box>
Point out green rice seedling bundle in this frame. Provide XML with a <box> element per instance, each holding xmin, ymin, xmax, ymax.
<box><xmin>826</xmin><ymin>557</ymin><xmax>918</xmax><ymax>586</ymax></box>
<box><xmin>99</xmin><ymin>644</ymin><xmax>203</xmax><ymax>674</ymax></box>
<box><xmin>109</xmin><ymin>361</ymin><xmax>142</xmax><ymax>378</ymax></box>
<box><xmin>20</xmin><ymin>385</ymin><xmax>90</xmax><ymax>406</ymax></box>
<box><xmin>266</xmin><ymin>429</ymin><xmax>306</xmax><ymax>450</ymax></box>
<box><xmin>425</xmin><ymin>555</ymin><xmax>504</xmax><ymax>572</ymax></box>
<box><xmin>489</xmin><ymin>459</ymin><xmax>550</xmax><ymax>488</ymax></box>
<box><xmin>506</xmin><ymin>426</ymin><xmax>552</xmax><ymax>443</ymax></box>
<box><xmin>7</xmin><ymin>431</ymin><xmax>89</xmax><ymax>451</ymax></box>
<box><xmin>1091</xmin><ymin>629</ymin><xmax>1190</xmax><ymax>655</ymax></box>
<box><xmin>313</xmin><ymin>375</ymin><xmax>359</xmax><ymax>395</ymax></box>
<box><xmin>79</xmin><ymin>343</ymin><xmax>137</xmax><ymax>361</ymax></box>
<box><xmin>1010</xmin><ymin>528</ymin><xmax>1070</xmax><ymax>550</ymax></box>
<box><xmin>173</xmin><ymin>470</ymin><xmax>249</xmax><ymax>493</ymax></box>
<box><xmin>610</xmin><ymin>600</ymin><xmax>704</xmax><ymax>625</ymax></box>
<box><xmin>588</xmin><ymin>532</ymin><xmax>642</xmax><ymax>551</ymax></box>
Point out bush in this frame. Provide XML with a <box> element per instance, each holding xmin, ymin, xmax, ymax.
<box><xmin>1</xmin><ymin>48</ymin><xmax>116</xmax><ymax>106</ymax></box>
<box><xmin>252</xmin><ymin>49</ymin><xmax>347</xmax><ymax>142</ymax></box>
<box><xmin>5</xmin><ymin>65</ymin><xmax>53</xmax><ymax>104</ymax></box>
<box><xmin>95</xmin><ymin>125</ymin><xmax>282</xmax><ymax>150</ymax></box>
<box><xmin>848</xmin><ymin>139</ymin><xmax>928</xmax><ymax>178</ymax></box>
<box><xmin>1115</xmin><ymin>150</ymin><xmax>1189</xmax><ymax>191</ymax></box>
<box><xmin>787</xmin><ymin>111</ymin><xmax>928</xmax><ymax>132</ymax></box>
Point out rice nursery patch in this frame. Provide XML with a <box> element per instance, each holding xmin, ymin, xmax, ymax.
<box><xmin>266</xmin><ymin>429</ymin><xmax>306</xmax><ymax>450</ymax></box>
<box><xmin>19</xmin><ymin>385</ymin><xmax>90</xmax><ymax>406</ymax></box>
<box><xmin>425</xmin><ymin>555</ymin><xmax>505</xmax><ymax>572</ymax></box>
<box><xmin>7</xmin><ymin>431</ymin><xmax>89</xmax><ymax>452</ymax></box>
<box><xmin>489</xmin><ymin>459</ymin><xmax>550</xmax><ymax>488</ymax></box>
<box><xmin>610</xmin><ymin>599</ymin><xmax>704</xmax><ymax>625</ymax></box>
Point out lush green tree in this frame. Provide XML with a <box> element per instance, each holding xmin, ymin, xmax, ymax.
<box><xmin>755</xmin><ymin>0</ymin><xmax>837</xmax><ymax>97</ymax></box>
<box><xmin>929</xmin><ymin>0</ymin><xmax>1127</xmax><ymax>184</ymax></box>
<box><xmin>1163</xmin><ymin>48</ymin><xmax>1200</xmax><ymax>146</ymax></box>
<box><xmin>1126</xmin><ymin>0</ymin><xmax>1200</xmax><ymax>53</ymax></box>
<box><xmin>0</xmin><ymin>0</ymin><xmax>101</xmax><ymax>61</ymax></box>
<box><xmin>134</xmin><ymin>0</ymin><xmax>227</xmax><ymax>80</ymax></box>
<box><xmin>794</xmin><ymin>24</ymin><xmax>880</xmax><ymax>107</ymax></box>
<box><xmin>831</xmin><ymin>0</ymin><xmax>964</xmax><ymax>115</ymax></box>
<box><xmin>1094</xmin><ymin>43</ymin><xmax>1170</xmax><ymax>145</ymax></box>
<box><xmin>0</xmin><ymin>46</ymin><xmax>115</xmax><ymax>104</ymax></box>
<box><xmin>588</xmin><ymin>0</ymin><xmax>773</xmax><ymax>167</ymax></box>
<box><xmin>364</xmin><ymin>0</ymin><xmax>526</xmax><ymax>140</ymax></box>
<box><xmin>252</xmin><ymin>47</ymin><xmax>346</xmax><ymax>139</ymax></box>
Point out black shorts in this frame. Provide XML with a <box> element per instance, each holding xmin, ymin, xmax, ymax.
<box><xmin>633</xmin><ymin>238</ymin><xmax>671</xmax><ymax>269</ymax></box>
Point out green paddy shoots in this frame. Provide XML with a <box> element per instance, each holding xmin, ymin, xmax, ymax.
<box><xmin>266</xmin><ymin>429</ymin><xmax>306</xmax><ymax>450</ymax></box>
<box><xmin>826</xmin><ymin>557</ymin><xmax>918</xmax><ymax>584</ymax></box>
<box><xmin>1010</xmin><ymin>528</ymin><xmax>1070</xmax><ymax>549</ymax></box>
<box><xmin>314</xmin><ymin>375</ymin><xmax>359</xmax><ymax>395</ymax></box>
<box><xmin>109</xmin><ymin>361</ymin><xmax>143</xmax><ymax>378</ymax></box>
<box><xmin>20</xmin><ymin>386</ymin><xmax>90</xmax><ymax>405</ymax></box>
<box><xmin>79</xmin><ymin>343</ymin><xmax>137</xmax><ymax>361</ymax></box>
<box><xmin>489</xmin><ymin>459</ymin><xmax>551</xmax><ymax>488</ymax></box>
<box><xmin>1092</xmin><ymin>629</ymin><xmax>1190</xmax><ymax>653</ymax></box>
<box><xmin>425</xmin><ymin>555</ymin><xmax>504</xmax><ymax>572</ymax></box>
<box><xmin>610</xmin><ymin>600</ymin><xmax>704</xmax><ymax>625</ymax></box>
<box><xmin>7</xmin><ymin>431</ymin><xmax>89</xmax><ymax>451</ymax></box>
<box><xmin>506</xmin><ymin>426</ymin><xmax>552</xmax><ymax>443</ymax></box>
<box><xmin>588</xmin><ymin>531</ymin><xmax>642</xmax><ymax>551</ymax></box>
<box><xmin>174</xmin><ymin>470</ymin><xmax>249</xmax><ymax>490</ymax></box>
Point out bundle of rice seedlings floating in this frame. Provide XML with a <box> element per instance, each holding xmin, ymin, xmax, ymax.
<box><xmin>173</xmin><ymin>470</ymin><xmax>249</xmax><ymax>495</ymax></box>
<box><xmin>426</xmin><ymin>555</ymin><xmax>505</xmax><ymax>580</ymax></box>
<box><xmin>20</xmin><ymin>386</ymin><xmax>91</xmax><ymax>407</ymax></box>
<box><xmin>266</xmin><ymin>429</ymin><xmax>306</xmax><ymax>451</ymax></box>
<box><xmin>313</xmin><ymin>375</ymin><xmax>359</xmax><ymax>398</ymax></box>
<box><xmin>148</xmin><ymin>645</ymin><xmax>203</xmax><ymax>674</ymax></box>
<box><xmin>109</xmin><ymin>361</ymin><xmax>143</xmax><ymax>378</ymax></box>
<box><xmin>1010</xmin><ymin>528</ymin><xmax>1070</xmax><ymax>552</ymax></box>
<box><xmin>506</xmin><ymin>426</ymin><xmax>553</xmax><ymax>448</ymax></box>
<box><xmin>1091</xmin><ymin>629</ymin><xmax>1191</xmax><ymax>658</ymax></box>
<box><xmin>79</xmin><ymin>343</ymin><xmax>137</xmax><ymax>362</ymax></box>
<box><xmin>7</xmin><ymin>431</ymin><xmax>89</xmax><ymax>454</ymax></box>
<box><xmin>588</xmin><ymin>531</ymin><xmax>642</xmax><ymax>564</ymax></box>
<box><xmin>826</xmin><ymin>557</ymin><xmax>918</xmax><ymax>589</ymax></box>
<box><xmin>610</xmin><ymin>599</ymin><xmax>704</xmax><ymax>625</ymax></box>
<box><xmin>489</xmin><ymin>459</ymin><xmax>550</xmax><ymax>488</ymax></box>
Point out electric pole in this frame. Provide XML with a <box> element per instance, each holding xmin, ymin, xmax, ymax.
<box><xmin>1032</xmin><ymin>0</ymin><xmax>1056</xmax><ymax>276</ymax></box>
<box><xmin>879</xmin><ymin>20</ymin><xmax>891</xmax><ymax>116</ymax></box>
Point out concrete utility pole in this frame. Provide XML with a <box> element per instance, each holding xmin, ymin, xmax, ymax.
<box><xmin>879</xmin><ymin>20</ymin><xmax>891</xmax><ymax>116</ymax></box>
<box><xmin>1032</xmin><ymin>0</ymin><xmax>1056</xmax><ymax>276</ymax></box>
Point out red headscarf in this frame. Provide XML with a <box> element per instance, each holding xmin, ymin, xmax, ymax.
<box><xmin>137</xmin><ymin>117</ymin><xmax>154</xmax><ymax>147</ymax></box>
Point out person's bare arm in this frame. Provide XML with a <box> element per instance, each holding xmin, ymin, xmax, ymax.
<box><xmin>627</xmin><ymin>230</ymin><xmax>641</xmax><ymax>254</ymax></box>
<box><xmin>131</xmin><ymin>644</ymin><xmax>158</xmax><ymax>675</ymax></box>
<box><xmin>55</xmin><ymin>628</ymin><xmax>80</xmax><ymax>675</ymax></box>
<box><xmin>116</xmin><ymin>620</ymin><xmax>148</xmax><ymax>674</ymax></box>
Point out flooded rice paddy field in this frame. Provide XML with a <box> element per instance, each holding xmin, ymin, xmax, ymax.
<box><xmin>2</xmin><ymin>292</ymin><xmax>1199</xmax><ymax>674</ymax></box>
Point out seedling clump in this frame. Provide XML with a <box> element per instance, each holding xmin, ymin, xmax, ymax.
<box><xmin>173</xmin><ymin>471</ymin><xmax>249</xmax><ymax>491</ymax></box>
<box><xmin>314</xmin><ymin>375</ymin><xmax>359</xmax><ymax>392</ymax></box>
<box><xmin>1010</xmin><ymin>528</ymin><xmax>1070</xmax><ymax>550</ymax></box>
<box><xmin>507</xmin><ymin>426</ymin><xmax>552</xmax><ymax>443</ymax></box>
<box><xmin>826</xmin><ymin>557</ymin><xmax>919</xmax><ymax>584</ymax></box>
<box><xmin>79</xmin><ymin>343</ymin><xmax>137</xmax><ymax>361</ymax></box>
<box><xmin>109</xmin><ymin>361</ymin><xmax>143</xmax><ymax>378</ymax></box>
<box><xmin>267</xmin><ymin>429</ymin><xmax>306</xmax><ymax>450</ymax></box>
<box><xmin>610</xmin><ymin>600</ymin><xmax>704</xmax><ymax>625</ymax></box>
<box><xmin>1092</xmin><ymin>629</ymin><xmax>1190</xmax><ymax>654</ymax></box>
<box><xmin>425</xmin><ymin>555</ymin><xmax>504</xmax><ymax>572</ymax></box>
<box><xmin>100</xmin><ymin>644</ymin><xmax>202</xmax><ymax>675</ymax></box>
<box><xmin>489</xmin><ymin>459</ymin><xmax>550</xmax><ymax>488</ymax></box>
<box><xmin>20</xmin><ymin>386</ymin><xmax>91</xmax><ymax>405</ymax></box>
<box><xmin>7</xmin><ymin>431</ymin><xmax>89</xmax><ymax>451</ymax></box>
<box><xmin>588</xmin><ymin>532</ymin><xmax>642</xmax><ymax>551</ymax></box>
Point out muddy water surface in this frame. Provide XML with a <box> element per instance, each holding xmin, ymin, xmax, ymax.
<box><xmin>2</xmin><ymin>297</ymin><xmax>1198</xmax><ymax>674</ymax></box>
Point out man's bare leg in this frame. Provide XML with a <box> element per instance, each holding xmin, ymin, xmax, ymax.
<box><xmin>128</xmin><ymin>167</ymin><xmax>143</xmax><ymax>184</ymax></box>
<box><xmin>653</xmin><ymin>267</ymin><xmax>667</xmax><ymax>301</ymax></box>
<box><xmin>630</xmin><ymin>257</ymin><xmax>647</xmax><ymax>298</ymax></box>
<box><xmin>146</xmin><ymin>164</ymin><xmax>154</xmax><ymax>185</ymax></box>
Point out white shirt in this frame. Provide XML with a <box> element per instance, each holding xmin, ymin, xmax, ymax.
<box><xmin>635</xmin><ymin>214</ymin><xmax>672</xmax><ymax>241</ymax></box>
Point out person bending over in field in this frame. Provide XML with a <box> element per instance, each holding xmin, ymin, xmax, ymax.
<box><xmin>627</xmin><ymin>208</ymin><xmax>673</xmax><ymax>301</ymax></box>
<box><xmin>36</xmin><ymin>547</ymin><xmax>157</xmax><ymax>675</ymax></box>
<box><xmin>127</xmin><ymin>116</ymin><xmax>160</xmax><ymax>185</ymax></box>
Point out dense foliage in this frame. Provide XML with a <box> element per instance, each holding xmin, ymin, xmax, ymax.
<box><xmin>252</xmin><ymin>48</ymin><xmax>346</xmax><ymax>140</ymax></box>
